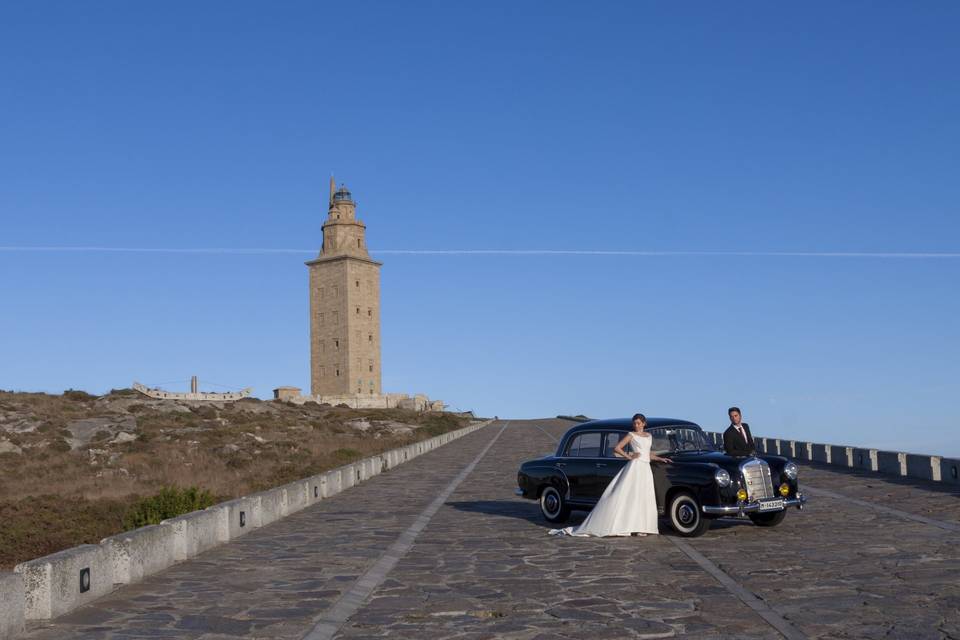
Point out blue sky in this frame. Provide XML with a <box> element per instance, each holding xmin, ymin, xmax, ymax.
<box><xmin>1</xmin><ymin>2</ymin><xmax>958</xmax><ymax>456</ymax></box>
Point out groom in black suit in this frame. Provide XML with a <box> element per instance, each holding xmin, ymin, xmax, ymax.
<box><xmin>723</xmin><ymin>406</ymin><xmax>756</xmax><ymax>457</ymax></box>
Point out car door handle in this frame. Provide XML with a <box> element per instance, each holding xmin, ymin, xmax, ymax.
<box><xmin>596</xmin><ymin>463</ymin><xmax>607</xmax><ymax>468</ymax></box>
<box><xmin>556</xmin><ymin>462</ymin><xmax>566</xmax><ymax>468</ymax></box>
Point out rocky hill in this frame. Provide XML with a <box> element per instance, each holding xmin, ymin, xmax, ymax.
<box><xmin>0</xmin><ymin>389</ymin><xmax>472</xmax><ymax>569</ymax></box>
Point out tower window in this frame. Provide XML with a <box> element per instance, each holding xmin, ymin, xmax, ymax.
<box><xmin>320</xmin><ymin>366</ymin><xmax>326</xmax><ymax>377</ymax></box>
<box><xmin>356</xmin><ymin>307</ymin><xmax>360</xmax><ymax>315</ymax></box>
<box><xmin>368</xmin><ymin>334</ymin><xmax>372</xmax><ymax>342</ymax></box>
<box><xmin>355</xmin><ymin>280</ymin><xmax>360</xmax><ymax>287</ymax></box>
<box><xmin>336</xmin><ymin>368</ymin><xmax>340</xmax><ymax>377</ymax></box>
<box><xmin>320</xmin><ymin>340</ymin><xmax>325</xmax><ymax>353</ymax></box>
<box><xmin>333</xmin><ymin>285</ymin><xmax>339</xmax><ymax>297</ymax></box>
<box><xmin>319</xmin><ymin>312</ymin><xmax>325</xmax><ymax>325</ymax></box>
<box><xmin>333</xmin><ymin>311</ymin><xmax>339</xmax><ymax>325</ymax></box>
<box><xmin>357</xmin><ymin>239</ymin><xmax>361</xmax><ymax>248</ymax></box>
<box><xmin>367</xmin><ymin>308</ymin><xmax>371</xmax><ymax>317</ymax></box>
<box><xmin>335</xmin><ymin>339</ymin><xmax>340</xmax><ymax>349</ymax></box>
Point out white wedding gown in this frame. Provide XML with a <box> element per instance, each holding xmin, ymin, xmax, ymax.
<box><xmin>550</xmin><ymin>433</ymin><xmax>659</xmax><ymax>537</ymax></box>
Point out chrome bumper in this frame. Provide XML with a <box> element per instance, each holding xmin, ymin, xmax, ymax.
<box><xmin>702</xmin><ymin>493</ymin><xmax>807</xmax><ymax>515</ymax></box>
<box><xmin>514</xmin><ymin>488</ymin><xmax>524</xmax><ymax>497</ymax></box>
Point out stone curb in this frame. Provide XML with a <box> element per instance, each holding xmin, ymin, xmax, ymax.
<box><xmin>704</xmin><ymin>431</ymin><xmax>959</xmax><ymax>485</ymax></box>
<box><xmin>3</xmin><ymin>419</ymin><xmax>494</xmax><ymax>635</ymax></box>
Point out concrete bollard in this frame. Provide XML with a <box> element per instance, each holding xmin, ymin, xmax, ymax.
<box><xmin>212</xmin><ymin>496</ymin><xmax>260</xmax><ymax>540</ymax></box>
<box><xmin>826</xmin><ymin>445</ymin><xmax>846</xmax><ymax>466</ymax></box>
<box><xmin>0</xmin><ymin>572</ymin><xmax>25</xmax><ymax>638</ymax></box>
<box><xmin>255</xmin><ymin>488</ymin><xmax>285</xmax><ymax>526</ymax></box>
<box><xmin>791</xmin><ymin>442</ymin><xmax>811</xmax><ymax>461</ymax></box>
<box><xmin>341</xmin><ymin>464</ymin><xmax>357</xmax><ymax>490</ymax></box>
<box><xmin>100</xmin><ymin>524</ymin><xmax>177</xmax><ymax>586</ymax></box>
<box><xmin>811</xmin><ymin>443</ymin><xmax>829</xmax><ymax>463</ymax></box>
<box><xmin>383</xmin><ymin>450</ymin><xmax>397</xmax><ymax>470</ymax></box>
<box><xmin>851</xmin><ymin>448</ymin><xmax>878</xmax><ymax>472</ymax></box>
<box><xmin>876</xmin><ymin>451</ymin><xmax>903</xmax><ymax>476</ymax></box>
<box><xmin>282</xmin><ymin>481</ymin><xmax>310</xmax><ymax>516</ymax></box>
<box><xmin>15</xmin><ymin>544</ymin><xmax>112</xmax><ymax>619</ymax></box>
<box><xmin>940</xmin><ymin>458</ymin><xmax>960</xmax><ymax>485</ymax></box>
<box><xmin>320</xmin><ymin>468</ymin><xmax>342</xmax><ymax>498</ymax></box>
<box><xmin>931</xmin><ymin>456</ymin><xmax>942</xmax><ymax>482</ymax></box>
<box><xmin>163</xmin><ymin>509</ymin><xmax>223</xmax><ymax>562</ymax></box>
<box><xmin>904</xmin><ymin>454</ymin><xmax>936</xmax><ymax>481</ymax></box>
<box><xmin>307</xmin><ymin>476</ymin><xmax>323</xmax><ymax>503</ymax></box>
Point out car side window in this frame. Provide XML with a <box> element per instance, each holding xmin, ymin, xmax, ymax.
<box><xmin>565</xmin><ymin>432</ymin><xmax>602</xmax><ymax>457</ymax></box>
<box><xmin>601</xmin><ymin>432</ymin><xmax>623</xmax><ymax>457</ymax></box>
<box><xmin>649</xmin><ymin>429</ymin><xmax>671</xmax><ymax>455</ymax></box>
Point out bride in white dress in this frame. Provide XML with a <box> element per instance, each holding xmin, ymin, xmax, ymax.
<box><xmin>550</xmin><ymin>413</ymin><xmax>671</xmax><ymax>537</ymax></box>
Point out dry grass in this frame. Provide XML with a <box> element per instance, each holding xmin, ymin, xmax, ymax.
<box><xmin>0</xmin><ymin>390</ymin><xmax>472</xmax><ymax>569</ymax></box>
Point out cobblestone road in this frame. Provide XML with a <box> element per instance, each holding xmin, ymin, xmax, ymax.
<box><xmin>20</xmin><ymin>420</ymin><xmax>960</xmax><ymax>640</ymax></box>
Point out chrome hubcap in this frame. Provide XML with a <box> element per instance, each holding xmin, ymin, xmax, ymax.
<box><xmin>543</xmin><ymin>492</ymin><xmax>559</xmax><ymax>515</ymax></box>
<box><xmin>677</xmin><ymin>503</ymin><xmax>696</xmax><ymax>525</ymax></box>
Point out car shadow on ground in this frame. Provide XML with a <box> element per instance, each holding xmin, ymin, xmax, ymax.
<box><xmin>447</xmin><ymin>500</ymin><xmax>547</xmax><ymax>525</ymax></box>
<box><xmin>447</xmin><ymin>500</ymin><xmax>757</xmax><ymax>535</ymax></box>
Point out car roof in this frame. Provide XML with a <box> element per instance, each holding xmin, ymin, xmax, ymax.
<box><xmin>565</xmin><ymin>417</ymin><xmax>701</xmax><ymax>433</ymax></box>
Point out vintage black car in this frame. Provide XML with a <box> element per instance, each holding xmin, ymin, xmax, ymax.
<box><xmin>515</xmin><ymin>418</ymin><xmax>807</xmax><ymax>537</ymax></box>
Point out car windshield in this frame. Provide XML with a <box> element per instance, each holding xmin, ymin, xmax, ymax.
<box><xmin>649</xmin><ymin>427</ymin><xmax>713</xmax><ymax>455</ymax></box>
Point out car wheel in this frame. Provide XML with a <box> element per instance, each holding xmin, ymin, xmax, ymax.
<box><xmin>748</xmin><ymin>510</ymin><xmax>787</xmax><ymax>527</ymax></box>
<box><xmin>668</xmin><ymin>491</ymin><xmax>711</xmax><ymax>537</ymax></box>
<box><xmin>539</xmin><ymin>486</ymin><xmax>571</xmax><ymax>523</ymax></box>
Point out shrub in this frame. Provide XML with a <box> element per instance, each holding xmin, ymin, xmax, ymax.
<box><xmin>63</xmin><ymin>389</ymin><xmax>96</xmax><ymax>402</ymax></box>
<box><xmin>108</xmin><ymin>388</ymin><xmax>139</xmax><ymax>397</ymax></box>
<box><xmin>123</xmin><ymin>486</ymin><xmax>217</xmax><ymax>529</ymax></box>
<box><xmin>48</xmin><ymin>439</ymin><xmax>71</xmax><ymax>453</ymax></box>
<box><xmin>331</xmin><ymin>448</ymin><xmax>361</xmax><ymax>462</ymax></box>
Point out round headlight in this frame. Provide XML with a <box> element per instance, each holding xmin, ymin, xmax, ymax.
<box><xmin>784</xmin><ymin>462</ymin><xmax>798</xmax><ymax>480</ymax></box>
<box><xmin>714</xmin><ymin>468</ymin><xmax>731</xmax><ymax>487</ymax></box>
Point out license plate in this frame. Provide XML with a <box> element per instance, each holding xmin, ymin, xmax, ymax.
<box><xmin>758</xmin><ymin>498</ymin><xmax>784</xmax><ymax>512</ymax></box>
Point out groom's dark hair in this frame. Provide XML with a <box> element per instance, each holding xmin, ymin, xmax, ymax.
<box><xmin>728</xmin><ymin>407</ymin><xmax>741</xmax><ymax>416</ymax></box>
<box><xmin>632</xmin><ymin>413</ymin><xmax>646</xmax><ymax>423</ymax></box>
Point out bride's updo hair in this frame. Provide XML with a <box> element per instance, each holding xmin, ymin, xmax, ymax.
<box><xmin>632</xmin><ymin>413</ymin><xmax>646</xmax><ymax>423</ymax></box>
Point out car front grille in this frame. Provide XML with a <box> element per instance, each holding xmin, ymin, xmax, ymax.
<box><xmin>740</xmin><ymin>459</ymin><xmax>774</xmax><ymax>500</ymax></box>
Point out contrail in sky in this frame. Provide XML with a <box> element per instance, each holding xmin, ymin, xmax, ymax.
<box><xmin>0</xmin><ymin>246</ymin><xmax>959</xmax><ymax>258</ymax></box>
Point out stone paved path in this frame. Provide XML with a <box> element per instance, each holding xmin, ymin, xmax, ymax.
<box><xmin>20</xmin><ymin>420</ymin><xmax>960</xmax><ymax>640</ymax></box>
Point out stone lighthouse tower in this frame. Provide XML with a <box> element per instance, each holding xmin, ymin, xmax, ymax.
<box><xmin>306</xmin><ymin>178</ymin><xmax>382</xmax><ymax>396</ymax></box>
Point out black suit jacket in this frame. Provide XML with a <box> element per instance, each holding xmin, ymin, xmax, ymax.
<box><xmin>723</xmin><ymin>422</ymin><xmax>756</xmax><ymax>457</ymax></box>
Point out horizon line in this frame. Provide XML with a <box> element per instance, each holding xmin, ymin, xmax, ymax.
<box><xmin>1</xmin><ymin>246</ymin><xmax>960</xmax><ymax>258</ymax></box>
